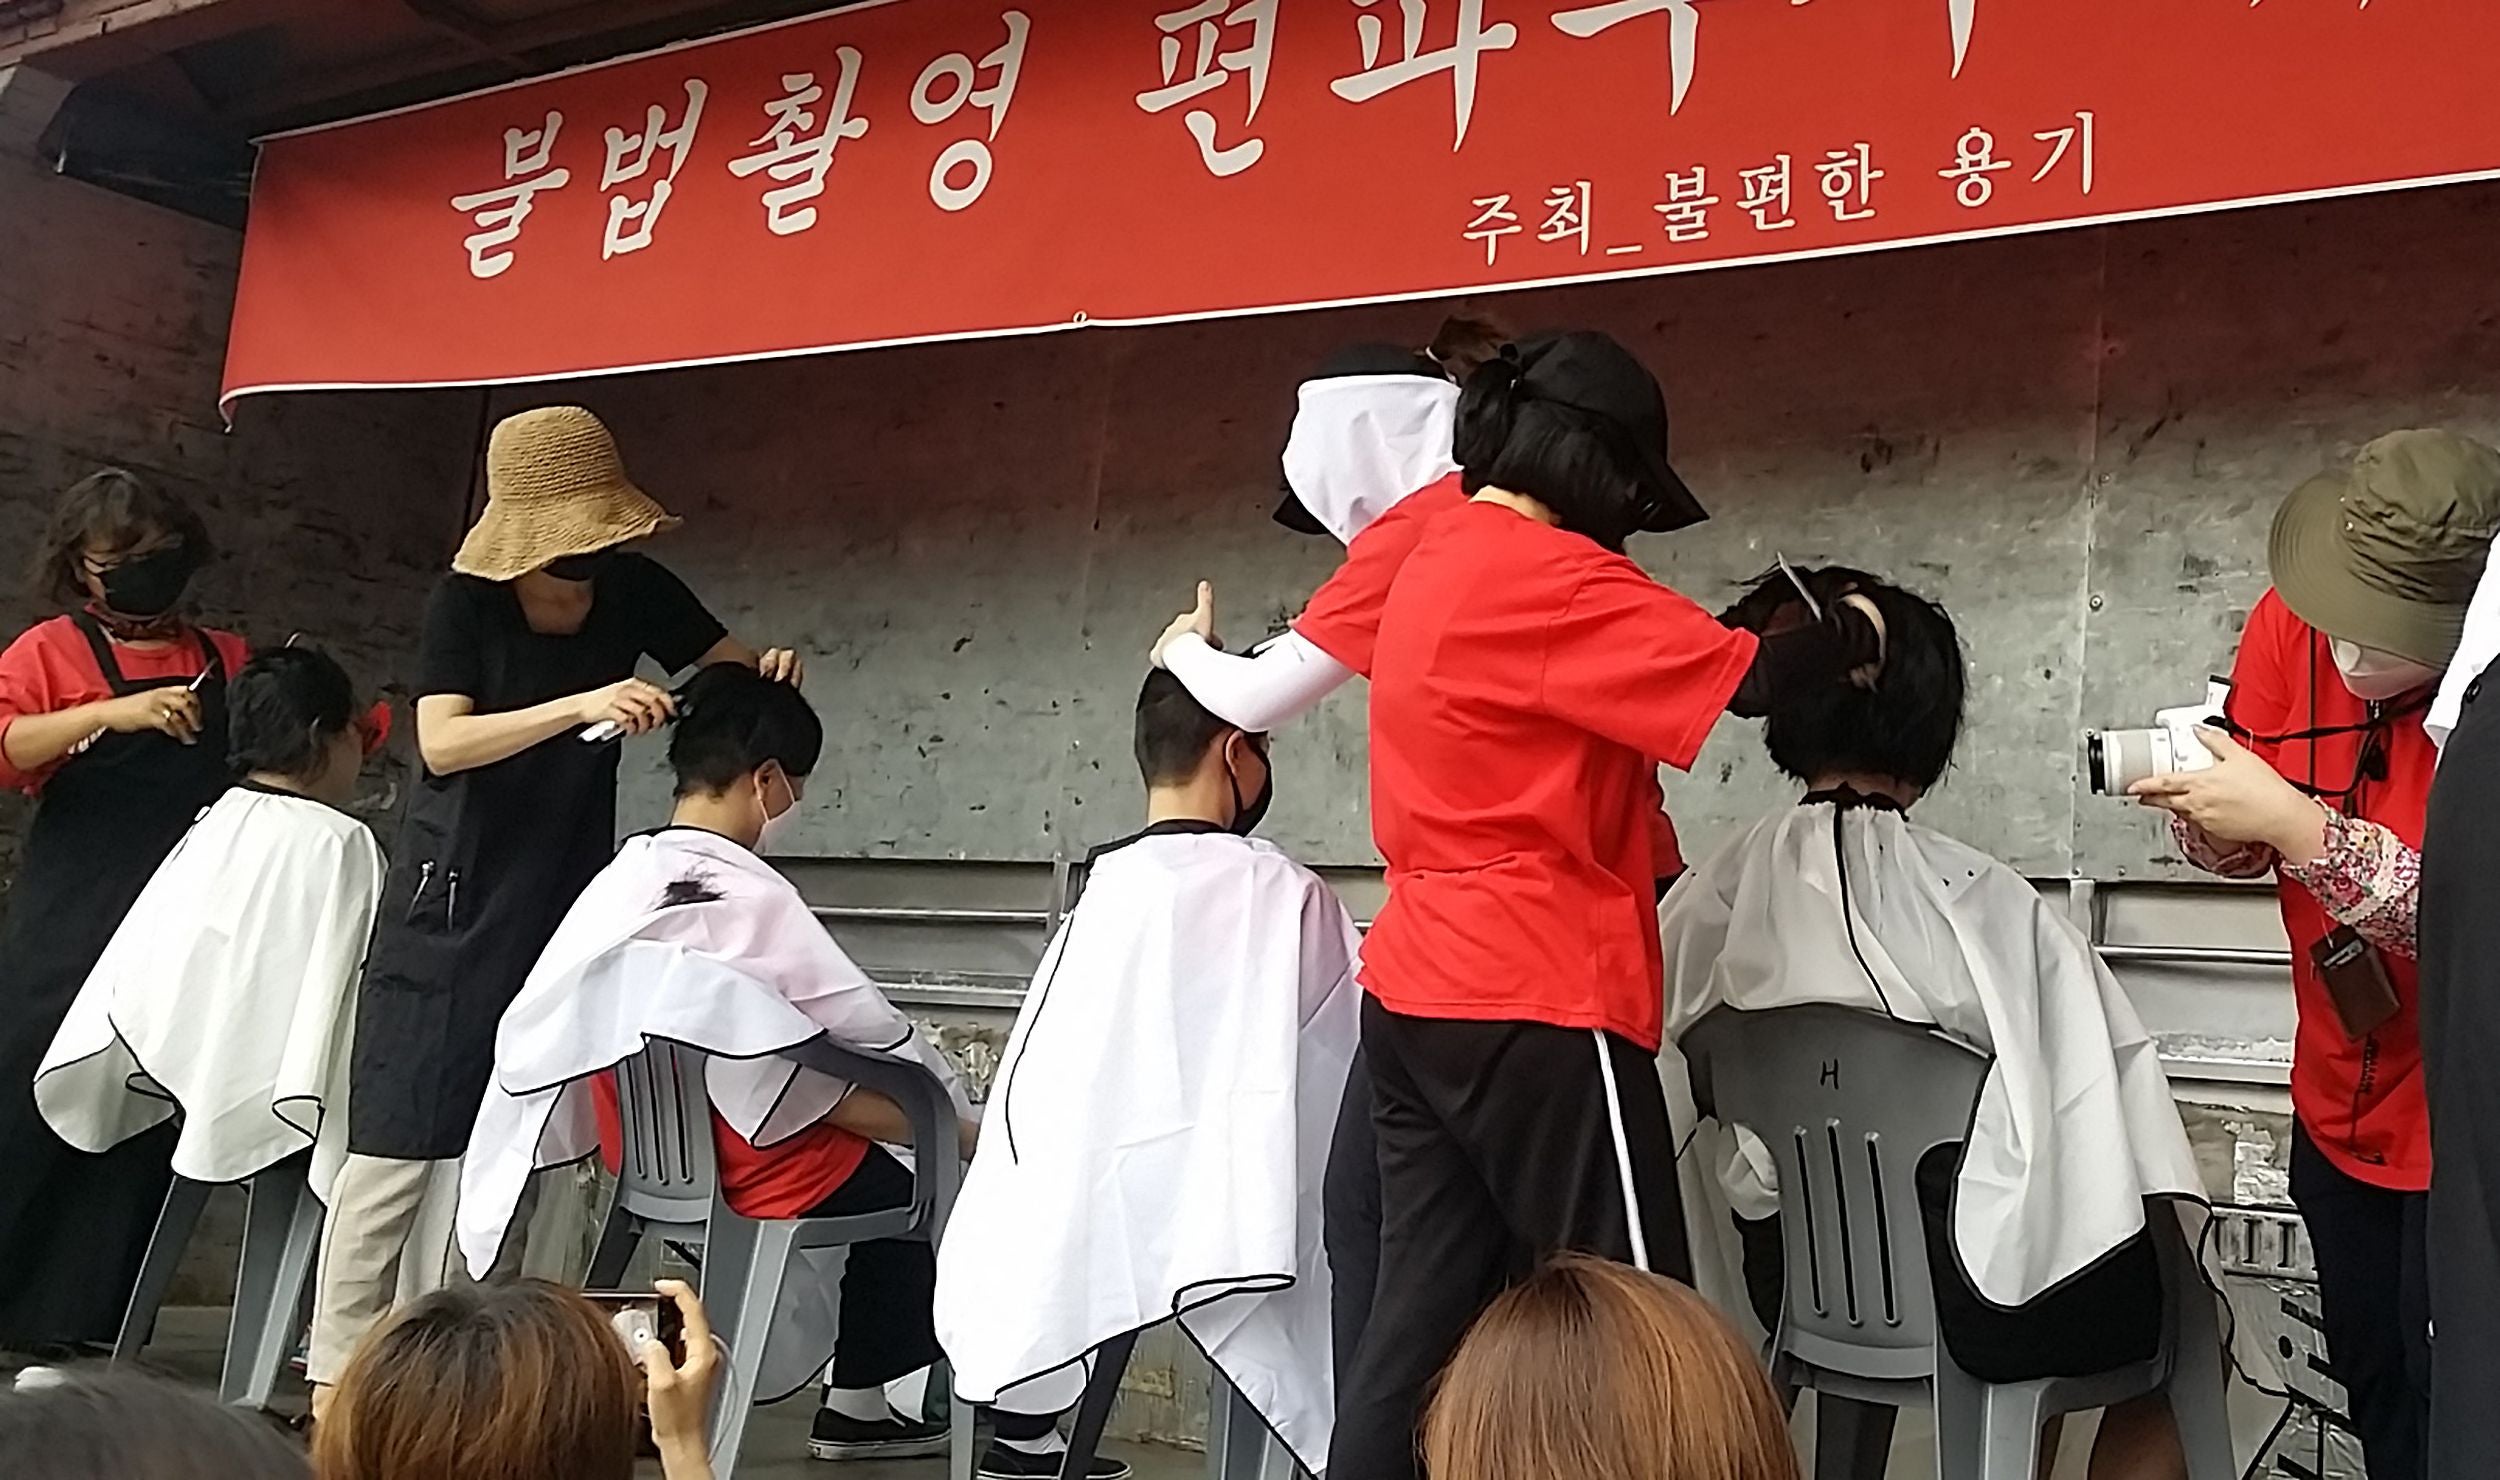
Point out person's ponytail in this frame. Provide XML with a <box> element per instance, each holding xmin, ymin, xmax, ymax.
<box><xmin>1453</xmin><ymin>345</ymin><xmax>1527</xmax><ymax>484</ymax></box>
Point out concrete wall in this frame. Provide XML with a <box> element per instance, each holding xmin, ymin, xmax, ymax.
<box><xmin>507</xmin><ymin>179</ymin><xmax>2500</xmax><ymax>880</ymax></box>
<box><xmin>0</xmin><ymin>148</ymin><xmax>477</xmax><ymax>886</ymax></box>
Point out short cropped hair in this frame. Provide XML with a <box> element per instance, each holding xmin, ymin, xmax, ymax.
<box><xmin>1424</xmin><ymin>1253</ymin><xmax>1800</xmax><ymax>1480</ymax></box>
<box><xmin>0</xmin><ymin>1371</ymin><xmax>309</xmax><ymax>1480</ymax></box>
<box><xmin>315</xmin><ymin>1281</ymin><xmax>639</xmax><ymax>1480</ymax></box>
<box><xmin>228</xmin><ymin>646</ymin><xmax>357</xmax><ymax>780</ymax></box>
<box><xmin>667</xmin><ymin>662</ymin><xmax>823</xmax><ymax>797</ymax></box>
<box><xmin>31</xmin><ymin>468</ymin><xmax>214</xmax><ymax>606</ymax></box>
<box><xmin>1134</xmin><ymin>668</ymin><xmax>1238</xmax><ymax>787</ymax></box>
<box><xmin>1746</xmin><ymin>566</ymin><xmax>1966</xmax><ymax>792</ymax></box>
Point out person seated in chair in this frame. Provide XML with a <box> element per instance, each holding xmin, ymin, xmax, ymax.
<box><xmin>1659</xmin><ymin>568</ymin><xmax>2210</xmax><ymax>1480</ymax></box>
<box><xmin>458</xmin><ymin>664</ymin><xmax>1077</xmax><ymax>1465</ymax></box>
<box><xmin>934</xmin><ymin>669</ymin><xmax>1362</xmax><ymax>1480</ymax></box>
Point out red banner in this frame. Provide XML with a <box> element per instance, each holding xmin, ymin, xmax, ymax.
<box><xmin>222</xmin><ymin>0</ymin><xmax>2500</xmax><ymax>407</ymax></box>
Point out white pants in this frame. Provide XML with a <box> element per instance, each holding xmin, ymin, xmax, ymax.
<box><xmin>307</xmin><ymin>1153</ymin><xmax>533</xmax><ymax>1384</ymax></box>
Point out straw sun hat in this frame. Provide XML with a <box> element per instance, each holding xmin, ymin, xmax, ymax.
<box><xmin>451</xmin><ymin>406</ymin><xmax>681</xmax><ymax>580</ymax></box>
<box><xmin>2269</xmin><ymin>428</ymin><xmax>2500</xmax><ymax>668</ymax></box>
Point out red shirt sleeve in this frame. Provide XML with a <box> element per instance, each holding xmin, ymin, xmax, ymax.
<box><xmin>1292</xmin><ymin>478</ymin><xmax>1462</xmax><ymax>676</ymax></box>
<box><xmin>1537</xmin><ymin>561</ymin><xmax>1760</xmax><ymax>772</ymax></box>
<box><xmin>0</xmin><ymin>621</ymin><xmax>249</xmax><ymax>793</ymax></box>
<box><xmin>1648</xmin><ymin>795</ymin><xmax>1686</xmax><ymax>880</ymax></box>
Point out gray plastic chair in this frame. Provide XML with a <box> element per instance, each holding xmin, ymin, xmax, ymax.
<box><xmin>586</xmin><ymin>1036</ymin><xmax>972</xmax><ymax>1480</ymax></box>
<box><xmin>113</xmin><ymin>1154</ymin><xmax>322</xmax><ymax>1410</ymax></box>
<box><xmin>1682</xmin><ymin>1004</ymin><xmax>2237</xmax><ymax>1480</ymax></box>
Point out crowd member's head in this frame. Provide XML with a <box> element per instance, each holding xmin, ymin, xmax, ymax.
<box><xmin>314</xmin><ymin>1281</ymin><xmax>640</xmax><ymax>1480</ymax></box>
<box><xmin>667</xmin><ymin>661</ymin><xmax>824</xmax><ymax>852</ymax></box>
<box><xmin>1425</xmin><ymin>1254</ymin><xmax>1799</xmax><ymax>1480</ymax></box>
<box><xmin>1722</xmin><ymin>566</ymin><xmax>1965</xmax><ymax>807</ymax></box>
<box><xmin>228</xmin><ymin>646</ymin><xmax>375</xmax><ymax>806</ymax></box>
<box><xmin>2268</xmin><ymin>427</ymin><xmax>2500</xmax><ymax>697</ymax></box>
<box><xmin>33</xmin><ymin>468</ymin><xmax>214</xmax><ymax>627</ymax></box>
<box><xmin>1134</xmin><ymin>668</ymin><xmax>1271</xmax><ymax>835</ymax></box>
<box><xmin>1276</xmin><ymin>314</ymin><xmax>1510</xmax><ymax>543</ymax></box>
<box><xmin>452</xmin><ymin>405</ymin><xmax>681</xmax><ymax>585</ymax></box>
<box><xmin>0</xmin><ymin>1370</ymin><xmax>308</xmax><ymax>1480</ymax></box>
<box><xmin>1453</xmin><ymin>330</ymin><xmax>1709</xmax><ymax>553</ymax></box>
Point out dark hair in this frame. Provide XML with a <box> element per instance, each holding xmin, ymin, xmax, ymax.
<box><xmin>315</xmin><ymin>1281</ymin><xmax>638</xmax><ymax>1480</ymax></box>
<box><xmin>667</xmin><ymin>662</ymin><xmax>823</xmax><ymax>797</ymax></box>
<box><xmin>1748</xmin><ymin>567</ymin><xmax>1966</xmax><ymax>793</ymax></box>
<box><xmin>228</xmin><ymin>647</ymin><xmax>357</xmax><ymax>779</ymax></box>
<box><xmin>1427</xmin><ymin>314</ymin><xmax>1511</xmax><ymax>382</ymax></box>
<box><xmin>0</xmin><ymin>1370</ymin><xmax>308</xmax><ymax>1480</ymax></box>
<box><xmin>31</xmin><ymin>469</ymin><xmax>214</xmax><ymax>606</ymax></box>
<box><xmin>1453</xmin><ymin>358</ymin><xmax>1650</xmax><ymax>552</ymax></box>
<box><xmin>1134</xmin><ymin>668</ymin><xmax>1241</xmax><ymax>787</ymax></box>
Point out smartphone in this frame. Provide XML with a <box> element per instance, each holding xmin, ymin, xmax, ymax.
<box><xmin>585</xmin><ymin>1292</ymin><xmax>685</xmax><ymax>1368</ymax></box>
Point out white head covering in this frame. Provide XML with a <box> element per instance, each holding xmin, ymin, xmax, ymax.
<box><xmin>1277</xmin><ymin>376</ymin><xmax>1461</xmax><ymax>546</ymax></box>
<box><xmin>2430</xmin><ymin>530</ymin><xmax>2500</xmax><ymax>750</ymax></box>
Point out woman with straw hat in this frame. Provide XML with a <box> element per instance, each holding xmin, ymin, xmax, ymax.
<box><xmin>307</xmin><ymin>405</ymin><xmax>800</xmax><ymax>1415</ymax></box>
<box><xmin>2133</xmin><ymin>428</ymin><xmax>2500</xmax><ymax>1480</ymax></box>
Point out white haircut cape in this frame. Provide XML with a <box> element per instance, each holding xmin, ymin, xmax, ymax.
<box><xmin>458</xmin><ymin>829</ymin><xmax>967</xmax><ymax>1397</ymax></box>
<box><xmin>934</xmin><ymin>829</ymin><xmax>1360</xmax><ymax>1475</ymax></box>
<box><xmin>38</xmin><ymin>787</ymin><xmax>385</xmax><ymax>1199</ymax></box>
<box><xmin>1660</xmin><ymin>803</ymin><xmax>2204</xmax><ymax>1309</ymax></box>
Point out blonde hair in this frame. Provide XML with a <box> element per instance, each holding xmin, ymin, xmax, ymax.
<box><xmin>1424</xmin><ymin>1254</ymin><xmax>1800</xmax><ymax>1480</ymax></box>
<box><xmin>314</xmin><ymin>1281</ymin><xmax>641</xmax><ymax>1480</ymax></box>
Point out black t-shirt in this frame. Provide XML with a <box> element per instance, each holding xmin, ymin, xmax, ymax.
<box><xmin>416</xmin><ymin>550</ymin><xmax>723</xmax><ymax>705</ymax></box>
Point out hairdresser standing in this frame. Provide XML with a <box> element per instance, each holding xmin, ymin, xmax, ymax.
<box><xmin>309</xmin><ymin>406</ymin><xmax>799</xmax><ymax>1410</ymax></box>
<box><xmin>0</xmin><ymin>470</ymin><xmax>244</xmax><ymax>1356</ymax></box>
<box><xmin>1330</xmin><ymin>333</ymin><xmax>1882</xmax><ymax>1480</ymax></box>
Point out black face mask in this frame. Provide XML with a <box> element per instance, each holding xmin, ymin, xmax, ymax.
<box><xmin>544</xmin><ymin>550</ymin><xmax>616</xmax><ymax>582</ymax></box>
<box><xmin>1227</xmin><ymin>739</ymin><xmax>1274</xmax><ymax>836</ymax></box>
<box><xmin>96</xmin><ymin>545</ymin><xmax>197</xmax><ymax>618</ymax></box>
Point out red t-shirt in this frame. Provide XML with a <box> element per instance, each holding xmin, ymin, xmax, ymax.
<box><xmin>2226</xmin><ymin>590</ymin><xmax>2434</xmax><ymax>1190</ymax></box>
<box><xmin>1292</xmin><ymin>474</ymin><xmax>1469</xmax><ymax>677</ymax></box>
<box><xmin>591</xmin><ymin>1072</ymin><xmax>872</xmax><ymax>1220</ymax></box>
<box><xmin>1297</xmin><ymin>476</ymin><xmax>1689</xmax><ymax>882</ymax></box>
<box><xmin>1363</xmin><ymin>502</ymin><xmax>1758</xmax><ymax>1050</ymax></box>
<box><xmin>0</xmin><ymin>617</ymin><xmax>251</xmax><ymax>793</ymax></box>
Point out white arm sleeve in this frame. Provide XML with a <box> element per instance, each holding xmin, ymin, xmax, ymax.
<box><xmin>1162</xmin><ymin>630</ymin><xmax>1355</xmax><ymax>732</ymax></box>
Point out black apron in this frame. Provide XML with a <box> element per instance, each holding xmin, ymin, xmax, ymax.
<box><xmin>2419</xmin><ymin>657</ymin><xmax>2500</xmax><ymax>1480</ymax></box>
<box><xmin>0</xmin><ymin>616</ymin><xmax>230</xmax><ymax>1348</ymax></box>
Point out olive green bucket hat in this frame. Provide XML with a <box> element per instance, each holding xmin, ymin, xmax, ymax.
<box><xmin>2269</xmin><ymin>428</ymin><xmax>2500</xmax><ymax>667</ymax></box>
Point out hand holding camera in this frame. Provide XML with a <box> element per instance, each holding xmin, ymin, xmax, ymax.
<box><xmin>2126</xmin><ymin>727</ymin><xmax>2330</xmax><ymax>863</ymax></box>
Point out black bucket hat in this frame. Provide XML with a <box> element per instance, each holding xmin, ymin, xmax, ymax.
<box><xmin>1272</xmin><ymin>343</ymin><xmax>1451</xmax><ymax>535</ymax></box>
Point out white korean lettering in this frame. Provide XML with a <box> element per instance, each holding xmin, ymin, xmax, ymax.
<box><xmin>1549</xmin><ymin>0</ymin><xmax>1699</xmax><ymax>115</ymax></box>
<box><xmin>1737</xmin><ymin>154</ymin><xmax>1794</xmax><ymax>233</ymax></box>
<box><xmin>448</xmin><ymin>111</ymin><xmax>572</xmax><ymax>279</ymax></box>
<box><xmin>1137</xmin><ymin>0</ymin><xmax>1279</xmax><ymax>177</ymax></box>
<box><xmin>2032</xmin><ymin>109</ymin><xmax>2095</xmax><ymax>194</ymax></box>
<box><xmin>726</xmin><ymin>54</ymin><xmax>872</xmax><ymax>236</ymax></box>
<box><xmin>914</xmin><ymin>10</ymin><xmax>1031</xmax><ymax>211</ymax></box>
<box><xmin>1464</xmin><ymin>192</ymin><xmax>1522</xmax><ymax>264</ymax></box>
<box><xmin>600</xmin><ymin>79</ymin><xmax>708</xmax><ymax>258</ymax></box>
<box><xmin>1331</xmin><ymin>0</ymin><xmax>1519</xmax><ymax>152</ymax></box>
<box><xmin>1949</xmin><ymin>0</ymin><xmax>1974</xmax><ymax>77</ymax></box>
<box><xmin>1815</xmin><ymin>142</ymin><xmax>1883</xmax><ymax>222</ymax></box>
<box><xmin>1652</xmin><ymin>165</ymin><xmax>1718</xmax><ymax>243</ymax></box>
<box><xmin>1538</xmin><ymin>180</ymin><xmax>1591</xmax><ymax>254</ymax></box>
<box><xmin>1936</xmin><ymin>125</ymin><xmax>2011</xmax><ymax>208</ymax></box>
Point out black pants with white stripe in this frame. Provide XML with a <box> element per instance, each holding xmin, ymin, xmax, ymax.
<box><xmin>1328</xmin><ymin>997</ymin><xmax>1688</xmax><ymax>1480</ymax></box>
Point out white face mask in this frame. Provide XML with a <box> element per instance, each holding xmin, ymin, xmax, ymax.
<box><xmin>756</xmin><ymin>768</ymin><xmax>802</xmax><ymax>854</ymax></box>
<box><xmin>2330</xmin><ymin>638</ymin><xmax>2440</xmax><ymax>701</ymax></box>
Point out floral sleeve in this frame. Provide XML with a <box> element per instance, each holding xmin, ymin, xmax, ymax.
<box><xmin>2168</xmin><ymin>815</ymin><xmax>2278</xmax><ymax>881</ymax></box>
<box><xmin>2281</xmin><ymin>809</ymin><xmax>2421</xmax><ymax>959</ymax></box>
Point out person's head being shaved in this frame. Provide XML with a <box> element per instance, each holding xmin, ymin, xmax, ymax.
<box><xmin>1733</xmin><ymin>566</ymin><xmax>1966</xmax><ymax>803</ymax></box>
<box><xmin>1133</xmin><ymin>668</ymin><xmax>1274</xmax><ymax>835</ymax></box>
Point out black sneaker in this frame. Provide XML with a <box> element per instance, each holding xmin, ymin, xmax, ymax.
<box><xmin>808</xmin><ymin>1409</ymin><xmax>952</xmax><ymax>1461</ymax></box>
<box><xmin>976</xmin><ymin>1440</ymin><xmax>1133</xmax><ymax>1480</ymax></box>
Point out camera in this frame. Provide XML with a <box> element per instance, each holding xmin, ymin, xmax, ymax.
<box><xmin>2086</xmin><ymin>679</ymin><xmax>2233</xmax><ymax>796</ymax></box>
